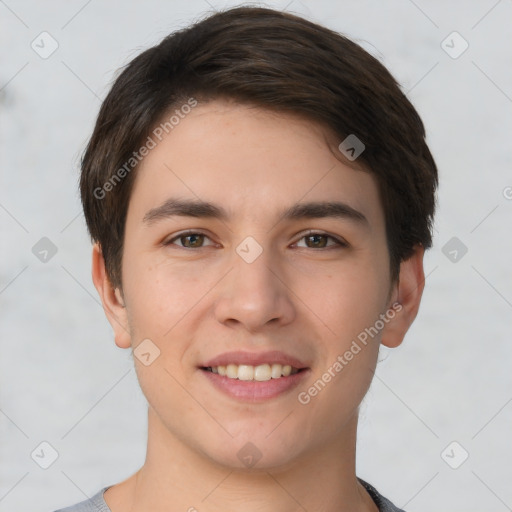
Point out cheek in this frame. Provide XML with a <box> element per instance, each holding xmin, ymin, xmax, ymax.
<box><xmin>123</xmin><ymin>254</ymin><xmax>204</xmax><ymax>336</ymax></box>
<box><xmin>304</xmin><ymin>260</ymin><xmax>389</xmax><ymax>341</ymax></box>
<box><xmin>297</xmin><ymin>270</ymin><xmax>385</xmax><ymax>429</ymax></box>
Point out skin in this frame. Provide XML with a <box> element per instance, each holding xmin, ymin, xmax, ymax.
<box><xmin>92</xmin><ymin>99</ymin><xmax>425</xmax><ymax>512</ymax></box>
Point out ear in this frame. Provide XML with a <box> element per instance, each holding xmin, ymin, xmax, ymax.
<box><xmin>381</xmin><ymin>244</ymin><xmax>426</xmax><ymax>349</ymax></box>
<box><xmin>91</xmin><ymin>243</ymin><xmax>132</xmax><ymax>349</ymax></box>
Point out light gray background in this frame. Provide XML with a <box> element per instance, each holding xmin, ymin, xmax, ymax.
<box><xmin>1</xmin><ymin>0</ymin><xmax>511</xmax><ymax>511</ymax></box>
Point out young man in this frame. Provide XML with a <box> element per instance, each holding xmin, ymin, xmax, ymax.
<box><xmin>56</xmin><ymin>5</ymin><xmax>437</xmax><ymax>512</ymax></box>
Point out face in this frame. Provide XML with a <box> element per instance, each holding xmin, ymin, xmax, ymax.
<box><xmin>96</xmin><ymin>99</ymin><xmax>419</xmax><ymax>470</ymax></box>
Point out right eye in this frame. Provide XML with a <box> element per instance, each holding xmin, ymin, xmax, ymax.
<box><xmin>163</xmin><ymin>231</ymin><xmax>216</xmax><ymax>249</ymax></box>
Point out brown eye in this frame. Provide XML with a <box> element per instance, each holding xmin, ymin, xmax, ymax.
<box><xmin>305</xmin><ymin>234</ymin><xmax>329</xmax><ymax>248</ymax></box>
<box><xmin>180</xmin><ymin>234</ymin><xmax>205</xmax><ymax>248</ymax></box>
<box><xmin>296</xmin><ymin>232</ymin><xmax>347</xmax><ymax>249</ymax></box>
<box><xmin>165</xmin><ymin>232</ymin><xmax>214</xmax><ymax>249</ymax></box>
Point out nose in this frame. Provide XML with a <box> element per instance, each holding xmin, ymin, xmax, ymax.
<box><xmin>213</xmin><ymin>244</ymin><xmax>296</xmax><ymax>332</ymax></box>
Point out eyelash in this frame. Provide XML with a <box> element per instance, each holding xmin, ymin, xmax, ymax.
<box><xmin>163</xmin><ymin>230</ymin><xmax>348</xmax><ymax>250</ymax></box>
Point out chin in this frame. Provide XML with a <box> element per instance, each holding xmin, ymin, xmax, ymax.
<box><xmin>200</xmin><ymin>431</ymin><xmax>303</xmax><ymax>471</ymax></box>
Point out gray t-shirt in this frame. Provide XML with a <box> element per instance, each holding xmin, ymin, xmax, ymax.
<box><xmin>53</xmin><ymin>477</ymin><xmax>405</xmax><ymax>511</ymax></box>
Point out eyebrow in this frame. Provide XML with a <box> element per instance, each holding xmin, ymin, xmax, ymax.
<box><xmin>142</xmin><ymin>198</ymin><xmax>369</xmax><ymax>227</ymax></box>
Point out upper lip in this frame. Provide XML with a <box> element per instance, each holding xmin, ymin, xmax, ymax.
<box><xmin>202</xmin><ymin>350</ymin><xmax>308</xmax><ymax>369</ymax></box>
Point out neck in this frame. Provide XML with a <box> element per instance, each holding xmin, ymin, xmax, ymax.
<box><xmin>109</xmin><ymin>406</ymin><xmax>377</xmax><ymax>512</ymax></box>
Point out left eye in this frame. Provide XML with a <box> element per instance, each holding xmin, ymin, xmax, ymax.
<box><xmin>165</xmin><ymin>232</ymin><xmax>215</xmax><ymax>248</ymax></box>
<box><xmin>295</xmin><ymin>233</ymin><xmax>346</xmax><ymax>249</ymax></box>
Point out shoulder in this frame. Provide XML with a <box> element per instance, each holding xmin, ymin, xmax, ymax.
<box><xmin>54</xmin><ymin>480</ymin><xmax>404</xmax><ymax>512</ymax></box>
<box><xmin>52</xmin><ymin>487</ymin><xmax>111</xmax><ymax>512</ymax></box>
<box><xmin>358</xmin><ymin>478</ymin><xmax>406</xmax><ymax>512</ymax></box>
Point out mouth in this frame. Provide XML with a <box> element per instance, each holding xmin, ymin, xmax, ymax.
<box><xmin>201</xmin><ymin>363</ymin><xmax>305</xmax><ymax>381</ymax></box>
<box><xmin>199</xmin><ymin>351</ymin><xmax>310</xmax><ymax>401</ymax></box>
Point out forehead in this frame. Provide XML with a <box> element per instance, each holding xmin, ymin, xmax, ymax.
<box><xmin>127</xmin><ymin>100</ymin><xmax>384</xmax><ymax>230</ymax></box>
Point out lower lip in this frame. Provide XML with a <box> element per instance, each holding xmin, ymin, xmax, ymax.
<box><xmin>200</xmin><ymin>368</ymin><xmax>310</xmax><ymax>402</ymax></box>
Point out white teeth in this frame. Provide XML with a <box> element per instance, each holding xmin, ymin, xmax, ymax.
<box><xmin>238</xmin><ymin>365</ymin><xmax>254</xmax><ymax>381</ymax></box>
<box><xmin>254</xmin><ymin>364</ymin><xmax>271</xmax><ymax>381</ymax></box>
<box><xmin>282</xmin><ymin>365</ymin><xmax>292</xmax><ymax>377</ymax></box>
<box><xmin>271</xmin><ymin>363</ymin><xmax>282</xmax><ymax>379</ymax></box>
<box><xmin>226</xmin><ymin>364</ymin><xmax>238</xmax><ymax>379</ymax></box>
<box><xmin>207</xmin><ymin>363</ymin><xmax>300</xmax><ymax>380</ymax></box>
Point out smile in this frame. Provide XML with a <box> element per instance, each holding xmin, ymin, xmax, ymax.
<box><xmin>200</xmin><ymin>350</ymin><xmax>310</xmax><ymax>401</ymax></box>
<box><xmin>203</xmin><ymin>363</ymin><xmax>301</xmax><ymax>381</ymax></box>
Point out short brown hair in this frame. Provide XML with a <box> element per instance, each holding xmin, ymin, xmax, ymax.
<box><xmin>80</xmin><ymin>6</ymin><xmax>438</xmax><ymax>290</ymax></box>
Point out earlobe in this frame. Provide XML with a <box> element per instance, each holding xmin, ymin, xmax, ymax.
<box><xmin>381</xmin><ymin>244</ymin><xmax>426</xmax><ymax>349</ymax></box>
<box><xmin>91</xmin><ymin>243</ymin><xmax>131</xmax><ymax>349</ymax></box>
